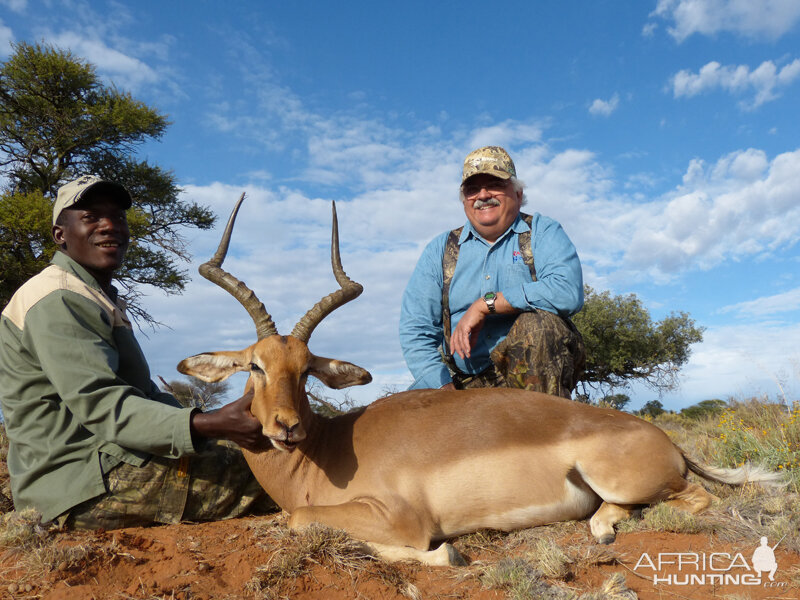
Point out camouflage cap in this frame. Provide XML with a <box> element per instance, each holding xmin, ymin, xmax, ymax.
<box><xmin>461</xmin><ymin>146</ymin><xmax>516</xmax><ymax>182</ymax></box>
<box><xmin>53</xmin><ymin>175</ymin><xmax>132</xmax><ymax>225</ymax></box>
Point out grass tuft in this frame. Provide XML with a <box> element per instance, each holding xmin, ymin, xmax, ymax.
<box><xmin>617</xmin><ymin>502</ymin><xmax>709</xmax><ymax>535</ymax></box>
<box><xmin>0</xmin><ymin>508</ymin><xmax>49</xmax><ymax>550</ymax></box>
<box><xmin>480</xmin><ymin>557</ymin><xmax>575</xmax><ymax>599</ymax></box>
<box><xmin>528</xmin><ymin>537</ymin><xmax>573</xmax><ymax>580</ymax></box>
<box><xmin>0</xmin><ymin>508</ymin><xmax>97</xmax><ymax>581</ymax></box>
<box><xmin>579</xmin><ymin>573</ymin><xmax>637</xmax><ymax>600</ymax></box>
<box><xmin>246</xmin><ymin>523</ymin><xmax>372</xmax><ymax>598</ymax></box>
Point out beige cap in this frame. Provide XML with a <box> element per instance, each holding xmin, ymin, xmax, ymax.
<box><xmin>461</xmin><ymin>146</ymin><xmax>517</xmax><ymax>182</ymax></box>
<box><xmin>52</xmin><ymin>175</ymin><xmax>132</xmax><ymax>225</ymax></box>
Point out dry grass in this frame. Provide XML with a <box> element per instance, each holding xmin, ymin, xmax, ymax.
<box><xmin>245</xmin><ymin>522</ymin><xmax>373</xmax><ymax>598</ymax></box>
<box><xmin>528</xmin><ymin>537</ymin><xmax>574</xmax><ymax>580</ymax></box>
<box><xmin>579</xmin><ymin>573</ymin><xmax>637</xmax><ymax>600</ymax></box>
<box><xmin>0</xmin><ymin>508</ymin><xmax>109</xmax><ymax>584</ymax></box>
<box><xmin>479</xmin><ymin>559</ymin><xmax>636</xmax><ymax>600</ymax></box>
<box><xmin>506</xmin><ymin>520</ymin><xmax>584</xmax><ymax>552</ymax></box>
<box><xmin>616</xmin><ymin>503</ymin><xmax>710</xmax><ymax>536</ymax></box>
<box><xmin>652</xmin><ymin>398</ymin><xmax>800</xmax><ymax>490</ymax></box>
<box><xmin>479</xmin><ymin>557</ymin><xmax>574</xmax><ymax>600</ymax></box>
<box><xmin>365</xmin><ymin>561</ymin><xmax>422</xmax><ymax>600</ymax></box>
<box><xmin>455</xmin><ymin>528</ymin><xmax>510</xmax><ymax>552</ymax></box>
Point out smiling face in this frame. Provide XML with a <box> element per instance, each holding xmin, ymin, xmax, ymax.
<box><xmin>52</xmin><ymin>195</ymin><xmax>130</xmax><ymax>290</ymax></box>
<box><xmin>461</xmin><ymin>174</ymin><xmax>523</xmax><ymax>243</ymax></box>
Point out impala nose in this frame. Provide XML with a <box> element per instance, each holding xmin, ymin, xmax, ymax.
<box><xmin>275</xmin><ymin>416</ymin><xmax>306</xmax><ymax>442</ymax></box>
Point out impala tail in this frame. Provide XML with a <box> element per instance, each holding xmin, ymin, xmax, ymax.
<box><xmin>684</xmin><ymin>455</ymin><xmax>787</xmax><ymax>487</ymax></box>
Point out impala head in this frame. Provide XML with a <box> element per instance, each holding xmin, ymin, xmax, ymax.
<box><xmin>178</xmin><ymin>194</ymin><xmax>371</xmax><ymax>451</ymax></box>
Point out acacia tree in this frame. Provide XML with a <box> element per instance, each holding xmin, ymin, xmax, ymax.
<box><xmin>160</xmin><ymin>376</ymin><xmax>230</xmax><ymax>411</ymax></box>
<box><xmin>572</xmin><ymin>286</ymin><xmax>704</xmax><ymax>399</ymax></box>
<box><xmin>0</xmin><ymin>42</ymin><xmax>215</xmax><ymax>322</ymax></box>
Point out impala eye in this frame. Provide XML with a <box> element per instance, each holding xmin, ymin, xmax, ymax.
<box><xmin>249</xmin><ymin>362</ymin><xmax>263</xmax><ymax>373</ymax></box>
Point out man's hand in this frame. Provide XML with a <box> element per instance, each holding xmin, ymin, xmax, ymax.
<box><xmin>190</xmin><ymin>389</ymin><xmax>272</xmax><ymax>452</ymax></box>
<box><xmin>451</xmin><ymin>299</ymin><xmax>488</xmax><ymax>359</ymax></box>
<box><xmin>450</xmin><ymin>292</ymin><xmax>519</xmax><ymax>359</ymax></box>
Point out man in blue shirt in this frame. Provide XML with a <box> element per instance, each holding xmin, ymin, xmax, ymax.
<box><xmin>399</xmin><ymin>146</ymin><xmax>585</xmax><ymax>398</ymax></box>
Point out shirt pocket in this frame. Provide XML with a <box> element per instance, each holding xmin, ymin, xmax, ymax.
<box><xmin>502</xmin><ymin>263</ymin><xmax>532</xmax><ymax>288</ymax></box>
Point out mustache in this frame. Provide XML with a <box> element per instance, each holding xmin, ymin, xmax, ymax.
<box><xmin>472</xmin><ymin>198</ymin><xmax>501</xmax><ymax>209</ymax></box>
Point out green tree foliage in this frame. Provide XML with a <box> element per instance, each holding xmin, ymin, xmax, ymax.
<box><xmin>598</xmin><ymin>393</ymin><xmax>631</xmax><ymax>411</ymax></box>
<box><xmin>573</xmin><ymin>285</ymin><xmax>704</xmax><ymax>398</ymax></box>
<box><xmin>160</xmin><ymin>376</ymin><xmax>230</xmax><ymax>410</ymax></box>
<box><xmin>0</xmin><ymin>191</ymin><xmax>53</xmax><ymax>306</ymax></box>
<box><xmin>637</xmin><ymin>399</ymin><xmax>665</xmax><ymax>418</ymax></box>
<box><xmin>680</xmin><ymin>398</ymin><xmax>728</xmax><ymax>420</ymax></box>
<box><xmin>0</xmin><ymin>42</ymin><xmax>215</xmax><ymax>321</ymax></box>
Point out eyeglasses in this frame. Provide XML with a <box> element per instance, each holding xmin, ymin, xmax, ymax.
<box><xmin>461</xmin><ymin>179</ymin><xmax>510</xmax><ymax>199</ymax></box>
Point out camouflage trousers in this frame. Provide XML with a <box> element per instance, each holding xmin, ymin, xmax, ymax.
<box><xmin>62</xmin><ymin>441</ymin><xmax>277</xmax><ymax>530</ymax></box>
<box><xmin>451</xmin><ymin>310</ymin><xmax>585</xmax><ymax>398</ymax></box>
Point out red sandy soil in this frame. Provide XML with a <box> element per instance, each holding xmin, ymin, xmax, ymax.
<box><xmin>1</xmin><ymin>514</ymin><xmax>797</xmax><ymax>600</ymax></box>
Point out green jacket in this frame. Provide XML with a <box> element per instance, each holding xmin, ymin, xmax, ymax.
<box><xmin>0</xmin><ymin>252</ymin><xmax>196</xmax><ymax>522</ymax></box>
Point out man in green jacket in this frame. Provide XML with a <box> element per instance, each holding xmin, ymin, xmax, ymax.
<box><xmin>0</xmin><ymin>176</ymin><xmax>274</xmax><ymax>529</ymax></box>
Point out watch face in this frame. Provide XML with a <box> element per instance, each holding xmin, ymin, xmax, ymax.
<box><xmin>485</xmin><ymin>292</ymin><xmax>497</xmax><ymax>300</ymax></box>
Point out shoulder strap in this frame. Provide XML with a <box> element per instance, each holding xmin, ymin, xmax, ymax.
<box><xmin>440</xmin><ymin>214</ymin><xmax>537</xmax><ymax>353</ymax></box>
<box><xmin>441</xmin><ymin>227</ymin><xmax>462</xmax><ymax>353</ymax></box>
<box><xmin>518</xmin><ymin>213</ymin><xmax>537</xmax><ymax>282</ymax></box>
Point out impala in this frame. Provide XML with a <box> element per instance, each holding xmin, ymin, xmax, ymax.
<box><xmin>178</xmin><ymin>194</ymin><xmax>782</xmax><ymax>566</ymax></box>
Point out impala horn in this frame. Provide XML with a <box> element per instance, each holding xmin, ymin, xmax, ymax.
<box><xmin>198</xmin><ymin>193</ymin><xmax>278</xmax><ymax>340</ymax></box>
<box><xmin>290</xmin><ymin>201</ymin><xmax>363</xmax><ymax>343</ymax></box>
<box><xmin>200</xmin><ymin>194</ymin><xmax>362</xmax><ymax>343</ymax></box>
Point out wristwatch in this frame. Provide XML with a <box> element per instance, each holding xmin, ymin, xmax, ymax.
<box><xmin>483</xmin><ymin>291</ymin><xmax>497</xmax><ymax>314</ymax></box>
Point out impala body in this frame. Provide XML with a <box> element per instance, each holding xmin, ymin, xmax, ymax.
<box><xmin>179</xmin><ymin>195</ymin><xmax>782</xmax><ymax>566</ymax></box>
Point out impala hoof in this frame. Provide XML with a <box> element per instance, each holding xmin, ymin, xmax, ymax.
<box><xmin>597</xmin><ymin>533</ymin><xmax>616</xmax><ymax>545</ymax></box>
<box><xmin>445</xmin><ymin>543</ymin><xmax>468</xmax><ymax>566</ymax></box>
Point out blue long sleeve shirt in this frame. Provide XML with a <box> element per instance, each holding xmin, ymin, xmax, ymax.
<box><xmin>399</xmin><ymin>212</ymin><xmax>583</xmax><ymax>390</ymax></box>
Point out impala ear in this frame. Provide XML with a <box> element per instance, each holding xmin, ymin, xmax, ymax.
<box><xmin>309</xmin><ymin>355</ymin><xmax>372</xmax><ymax>389</ymax></box>
<box><xmin>177</xmin><ymin>351</ymin><xmax>250</xmax><ymax>382</ymax></box>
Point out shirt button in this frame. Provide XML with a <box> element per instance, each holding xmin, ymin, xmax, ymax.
<box><xmin>485</xmin><ymin>275</ymin><xmax>491</xmax><ymax>280</ymax></box>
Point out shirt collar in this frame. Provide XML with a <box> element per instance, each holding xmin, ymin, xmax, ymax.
<box><xmin>51</xmin><ymin>251</ymin><xmax>120</xmax><ymax>302</ymax></box>
<box><xmin>458</xmin><ymin>213</ymin><xmax>530</xmax><ymax>246</ymax></box>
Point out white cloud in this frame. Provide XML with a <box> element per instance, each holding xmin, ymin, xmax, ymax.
<box><xmin>0</xmin><ymin>19</ymin><xmax>13</xmax><ymax>55</ymax></box>
<box><xmin>671</xmin><ymin>59</ymin><xmax>800</xmax><ymax>109</ymax></box>
<box><xmin>624</xmin><ymin>148</ymin><xmax>800</xmax><ymax>277</ymax></box>
<box><xmin>588</xmin><ymin>94</ymin><xmax>620</xmax><ymax>117</ymax></box>
<box><xmin>651</xmin><ymin>0</ymin><xmax>800</xmax><ymax>42</ymax></box>
<box><xmin>660</xmin><ymin>322</ymin><xmax>800</xmax><ymax>407</ymax></box>
<box><xmin>47</xmin><ymin>31</ymin><xmax>160</xmax><ymax>91</ymax></box>
<box><xmin>467</xmin><ymin>122</ymin><xmax>543</xmax><ymax>150</ymax></box>
<box><xmin>0</xmin><ymin>0</ymin><xmax>26</xmax><ymax>13</ymax></box>
<box><xmin>21</xmin><ymin>1</ymin><xmax>179</xmax><ymax>98</ymax></box>
<box><xmin>641</xmin><ymin>22</ymin><xmax>658</xmax><ymax>37</ymax></box>
<box><xmin>720</xmin><ymin>288</ymin><xmax>800</xmax><ymax>317</ymax></box>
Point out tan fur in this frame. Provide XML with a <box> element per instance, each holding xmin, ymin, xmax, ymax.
<box><xmin>179</xmin><ymin>338</ymin><xmax>783</xmax><ymax>566</ymax></box>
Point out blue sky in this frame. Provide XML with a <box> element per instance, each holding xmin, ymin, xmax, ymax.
<box><xmin>2</xmin><ymin>0</ymin><xmax>799</xmax><ymax>409</ymax></box>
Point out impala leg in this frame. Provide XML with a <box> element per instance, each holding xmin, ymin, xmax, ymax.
<box><xmin>589</xmin><ymin>502</ymin><xmax>636</xmax><ymax>544</ymax></box>
<box><xmin>288</xmin><ymin>500</ymin><xmax>466</xmax><ymax>567</ymax></box>
<box><xmin>663</xmin><ymin>481</ymin><xmax>717</xmax><ymax>513</ymax></box>
<box><xmin>363</xmin><ymin>541</ymin><xmax>466</xmax><ymax>566</ymax></box>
